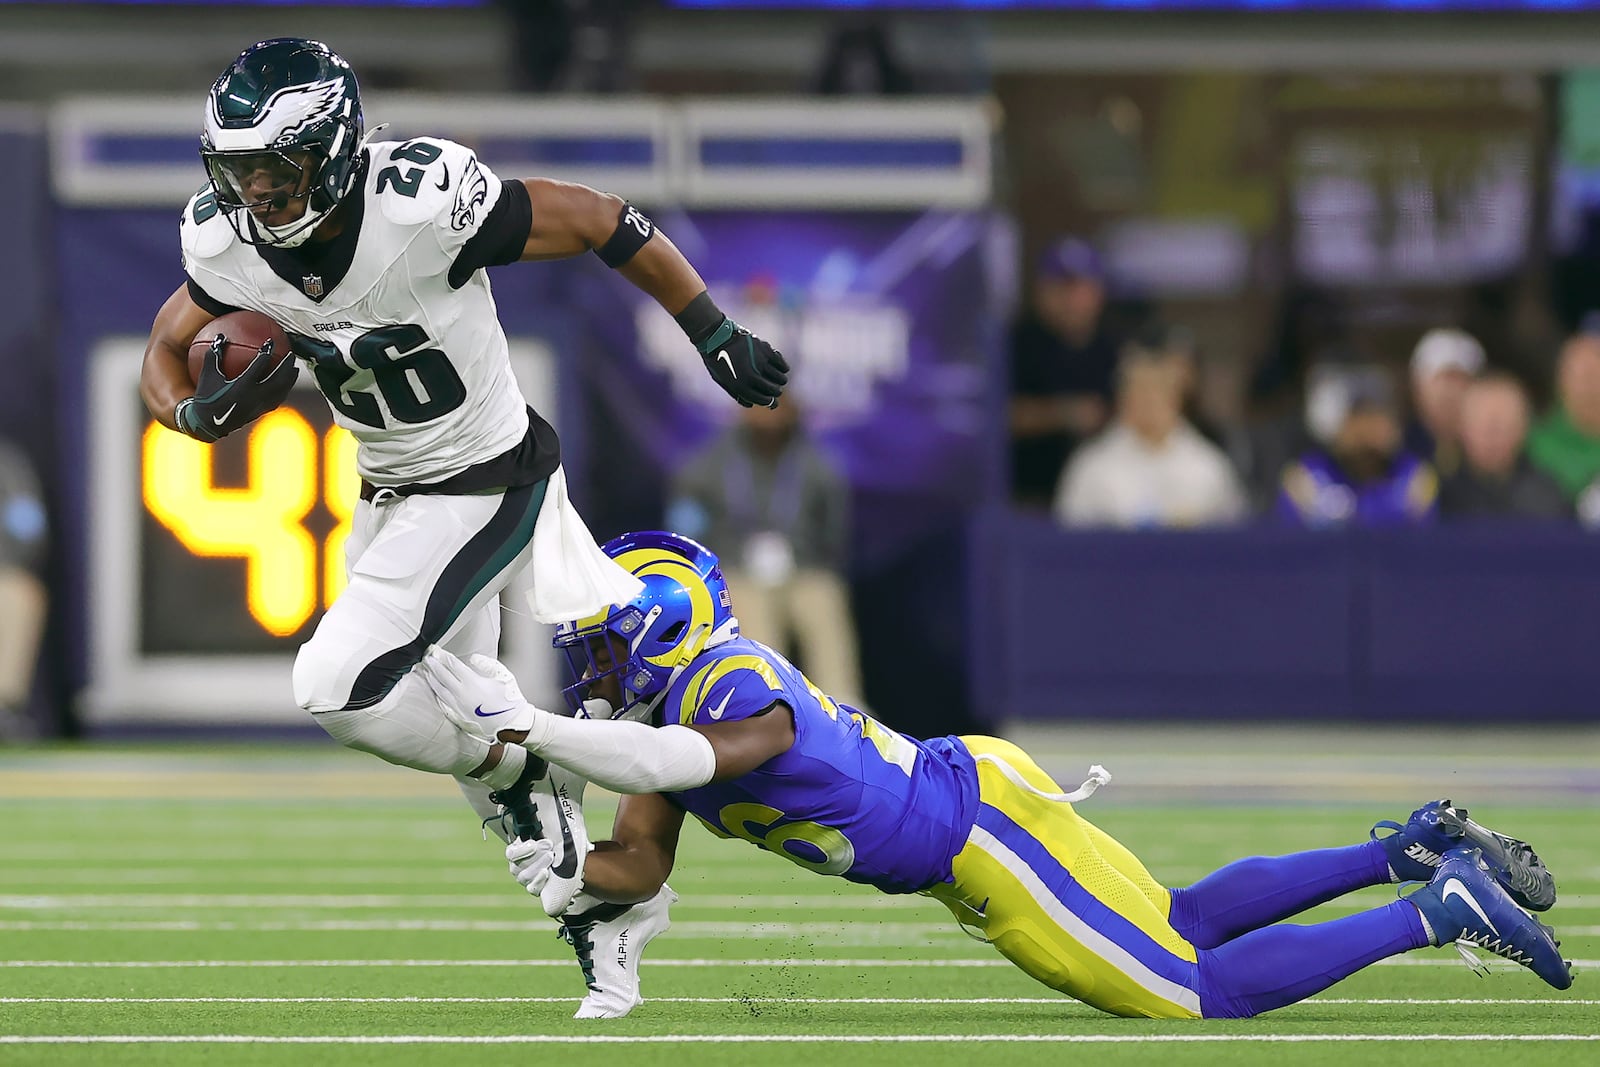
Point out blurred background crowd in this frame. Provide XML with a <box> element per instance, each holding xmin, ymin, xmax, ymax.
<box><xmin>5</xmin><ymin>0</ymin><xmax>1600</xmax><ymax>743</ymax></box>
<box><xmin>1014</xmin><ymin>238</ymin><xmax>1594</xmax><ymax>532</ymax></box>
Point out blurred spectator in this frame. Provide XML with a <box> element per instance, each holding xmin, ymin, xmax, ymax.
<box><xmin>1527</xmin><ymin>327</ymin><xmax>1600</xmax><ymax>523</ymax></box>
<box><xmin>815</xmin><ymin>21</ymin><xmax>911</xmax><ymax>95</ymax></box>
<box><xmin>1054</xmin><ymin>339</ymin><xmax>1246</xmax><ymax>529</ymax></box>
<box><xmin>500</xmin><ymin>0</ymin><xmax>637</xmax><ymax>93</ymax></box>
<box><xmin>1406</xmin><ymin>327</ymin><xmax>1485</xmax><ymax>478</ymax></box>
<box><xmin>1277</xmin><ymin>368</ymin><xmax>1437</xmax><ymax>528</ymax></box>
<box><xmin>0</xmin><ymin>438</ymin><xmax>47</xmax><ymax>742</ymax></box>
<box><xmin>1009</xmin><ymin>237</ymin><xmax>1123</xmax><ymax>507</ymax></box>
<box><xmin>667</xmin><ymin>401</ymin><xmax>863</xmax><ymax>705</ymax></box>
<box><xmin>1439</xmin><ymin>373</ymin><xmax>1570</xmax><ymax>521</ymax></box>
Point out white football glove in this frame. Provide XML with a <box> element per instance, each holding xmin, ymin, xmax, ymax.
<box><xmin>418</xmin><ymin>646</ymin><xmax>541</xmax><ymax>742</ymax></box>
<box><xmin>507</xmin><ymin>837</ymin><xmax>556</xmax><ymax>894</ymax></box>
<box><xmin>528</xmin><ymin>763</ymin><xmax>592</xmax><ymax>916</ymax></box>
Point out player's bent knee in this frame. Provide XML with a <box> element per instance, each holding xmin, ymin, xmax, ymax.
<box><xmin>292</xmin><ymin>636</ymin><xmax>348</xmax><ymax>713</ymax></box>
<box><xmin>310</xmin><ymin>677</ymin><xmax>489</xmax><ymax>777</ymax></box>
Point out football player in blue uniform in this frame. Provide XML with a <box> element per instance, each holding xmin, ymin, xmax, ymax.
<box><xmin>420</xmin><ymin>532</ymin><xmax>1572</xmax><ymax>1019</ymax></box>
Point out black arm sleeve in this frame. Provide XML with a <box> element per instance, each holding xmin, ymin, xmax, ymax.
<box><xmin>448</xmin><ymin>178</ymin><xmax>533</xmax><ymax>290</ymax></box>
<box><xmin>186</xmin><ymin>275</ymin><xmax>241</xmax><ymax>318</ymax></box>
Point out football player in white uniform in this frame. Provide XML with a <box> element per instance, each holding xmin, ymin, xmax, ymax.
<box><xmin>138</xmin><ymin>37</ymin><xmax>788</xmax><ymax>1016</ymax></box>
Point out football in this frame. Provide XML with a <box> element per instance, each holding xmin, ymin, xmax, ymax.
<box><xmin>188</xmin><ymin>309</ymin><xmax>292</xmax><ymax>383</ymax></box>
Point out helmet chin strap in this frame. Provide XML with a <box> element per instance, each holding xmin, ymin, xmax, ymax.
<box><xmin>242</xmin><ymin>199</ymin><xmax>327</xmax><ymax>248</ymax></box>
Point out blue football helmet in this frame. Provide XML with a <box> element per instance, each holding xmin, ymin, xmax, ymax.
<box><xmin>553</xmin><ymin>532</ymin><xmax>736</xmax><ymax>720</ymax></box>
<box><xmin>200</xmin><ymin>38</ymin><xmax>365</xmax><ymax>247</ymax></box>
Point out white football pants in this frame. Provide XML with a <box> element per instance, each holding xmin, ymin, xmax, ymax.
<box><xmin>295</xmin><ymin>479</ymin><xmax>545</xmax><ymax>779</ymax></box>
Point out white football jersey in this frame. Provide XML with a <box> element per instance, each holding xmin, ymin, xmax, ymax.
<box><xmin>181</xmin><ymin>137</ymin><xmax>531</xmax><ymax>486</ymax></box>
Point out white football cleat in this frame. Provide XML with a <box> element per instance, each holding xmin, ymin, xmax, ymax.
<box><xmin>560</xmin><ymin>884</ymin><xmax>678</xmax><ymax>1019</ymax></box>
<box><xmin>530</xmin><ymin>763</ymin><xmax>591</xmax><ymax>917</ymax></box>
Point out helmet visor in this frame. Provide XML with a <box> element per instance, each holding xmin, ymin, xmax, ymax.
<box><xmin>202</xmin><ymin>148</ymin><xmax>316</xmax><ymax>210</ymax></box>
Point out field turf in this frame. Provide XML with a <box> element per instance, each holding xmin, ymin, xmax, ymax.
<box><xmin>0</xmin><ymin>736</ymin><xmax>1595</xmax><ymax>1065</ymax></box>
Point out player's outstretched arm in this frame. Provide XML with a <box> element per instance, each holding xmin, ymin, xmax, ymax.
<box><xmin>140</xmin><ymin>284</ymin><xmax>215</xmax><ymax>432</ymax></box>
<box><xmin>419</xmin><ymin>648</ymin><xmax>797</xmax><ymax>791</ymax></box>
<box><xmin>518</xmin><ymin>178</ymin><xmax>789</xmax><ymax>408</ymax></box>
<box><xmin>579</xmin><ymin>792</ymin><xmax>688</xmax><ymax>905</ymax></box>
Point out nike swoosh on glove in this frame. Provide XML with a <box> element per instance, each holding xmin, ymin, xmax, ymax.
<box><xmin>697</xmin><ymin>318</ymin><xmax>789</xmax><ymax>408</ymax></box>
<box><xmin>177</xmin><ymin>334</ymin><xmax>299</xmax><ymax>441</ymax></box>
<box><xmin>417</xmin><ymin>646</ymin><xmax>540</xmax><ymax>742</ymax></box>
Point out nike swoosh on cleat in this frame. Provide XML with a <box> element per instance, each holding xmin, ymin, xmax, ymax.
<box><xmin>1441</xmin><ymin>877</ymin><xmax>1499</xmax><ymax>936</ymax></box>
<box><xmin>473</xmin><ymin>705</ymin><xmax>515</xmax><ymax>718</ymax></box>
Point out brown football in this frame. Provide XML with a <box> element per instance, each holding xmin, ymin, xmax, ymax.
<box><xmin>187</xmin><ymin>310</ymin><xmax>292</xmax><ymax>383</ymax></box>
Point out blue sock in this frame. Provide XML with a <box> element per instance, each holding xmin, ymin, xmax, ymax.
<box><xmin>1197</xmin><ymin>900</ymin><xmax>1430</xmax><ymax>1018</ymax></box>
<box><xmin>1169</xmin><ymin>840</ymin><xmax>1392</xmax><ymax>949</ymax></box>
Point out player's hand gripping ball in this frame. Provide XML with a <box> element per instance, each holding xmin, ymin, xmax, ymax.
<box><xmin>175</xmin><ymin>310</ymin><xmax>299</xmax><ymax>442</ymax></box>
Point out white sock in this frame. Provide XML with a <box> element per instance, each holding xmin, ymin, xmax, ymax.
<box><xmin>1410</xmin><ymin>900</ymin><xmax>1439</xmax><ymax>946</ymax></box>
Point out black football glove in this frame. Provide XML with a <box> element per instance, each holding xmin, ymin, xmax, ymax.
<box><xmin>696</xmin><ymin>318</ymin><xmax>789</xmax><ymax>409</ymax></box>
<box><xmin>175</xmin><ymin>333</ymin><xmax>299</xmax><ymax>442</ymax></box>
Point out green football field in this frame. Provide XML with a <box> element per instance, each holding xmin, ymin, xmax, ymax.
<box><xmin>1</xmin><ymin>734</ymin><xmax>1595</xmax><ymax>1066</ymax></box>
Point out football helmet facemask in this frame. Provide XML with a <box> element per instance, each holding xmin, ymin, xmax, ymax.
<box><xmin>200</xmin><ymin>37</ymin><xmax>365</xmax><ymax>248</ymax></box>
<box><xmin>553</xmin><ymin>532</ymin><xmax>738</xmax><ymax>722</ymax></box>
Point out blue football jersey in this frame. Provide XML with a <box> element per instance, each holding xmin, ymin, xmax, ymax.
<box><xmin>655</xmin><ymin>637</ymin><xmax>978</xmax><ymax>894</ymax></box>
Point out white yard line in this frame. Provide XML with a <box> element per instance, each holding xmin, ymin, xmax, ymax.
<box><xmin>1</xmin><ymin>996</ymin><xmax>1595</xmax><ymax>1007</ymax></box>
<box><xmin>0</xmin><ymin>958</ymin><xmax>998</xmax><ymax>969</ymax></box>
<box><xmin>4</xmin><ymin>957</ymin><xmax>1596</xmax><ymax>969</ymax></box>
<box><xmin>0</xmin><ymin>893</ymin><xmax>912</xmax><ymax>911</ymax></box>
<box><xmin>0</xmin><ymin>920</ymin><xmax>958</xmax><ymax>939</ymax></box>
<box><xmin>2</xmin><ymin>891</ymin><xmax>1596</xmax><ymax>912</ymax></box>
<box><xmin>1</xmin><ymin>1034</ymin><xmax>1597</xmax><ymax>1046</ymax></box>
<box><xmin>0</xmin><ymin>869</ymin><xmax>503</xmax><ymax>885</ymax></box>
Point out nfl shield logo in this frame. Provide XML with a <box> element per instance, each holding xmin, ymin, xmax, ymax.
<box><xmin>302</xmin><ymin>274</ymin><xmax>324</xmax><ymax>298</ymax></box>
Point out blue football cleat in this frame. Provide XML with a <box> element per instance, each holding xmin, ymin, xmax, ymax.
<box><xmin>1408</xmin><ymin>847</ymin><xmax>1572</xmax><ymax>991</ymax></box>
<box><xmin>1373</xmin><ymin>799</ymin><xmax>1556</xmax><ymax>911</ymax></box>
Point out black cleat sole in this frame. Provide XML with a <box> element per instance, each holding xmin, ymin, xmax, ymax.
<box><xmin>1437</xmin><ymin>803</ymin><xmax>1558</xmax><ymax>912</ymax></box>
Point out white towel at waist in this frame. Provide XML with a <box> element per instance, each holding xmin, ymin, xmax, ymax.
<box><xmin>526</xmin><ymin>467</ymin><xmax>644</xmax><ymax>624</ymax></box>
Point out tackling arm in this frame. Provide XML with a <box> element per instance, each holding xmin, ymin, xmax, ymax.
<box><xmin>513</xmin><ymin>706</ymin><xmax>795</xmax><ymax>792</ymax></box>
<box><xmin>418</xmin><ymin>648</ymin><xmax>798</xmax><ymax>793</ymax></box>
<box><xmin>581</xmin><ymin>792</ymin><xmax>688</xmax><ymax>904</ymax></box>
<box><xmin>575</xmin><ymin>711</ymin><xmax>796</xmax><ymax>903</ymax></box>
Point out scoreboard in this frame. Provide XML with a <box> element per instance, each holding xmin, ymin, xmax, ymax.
<box><xmin>84</xmin><ymin>338</ymin><xmax>557</xmax><ymax>725</ymax></box>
